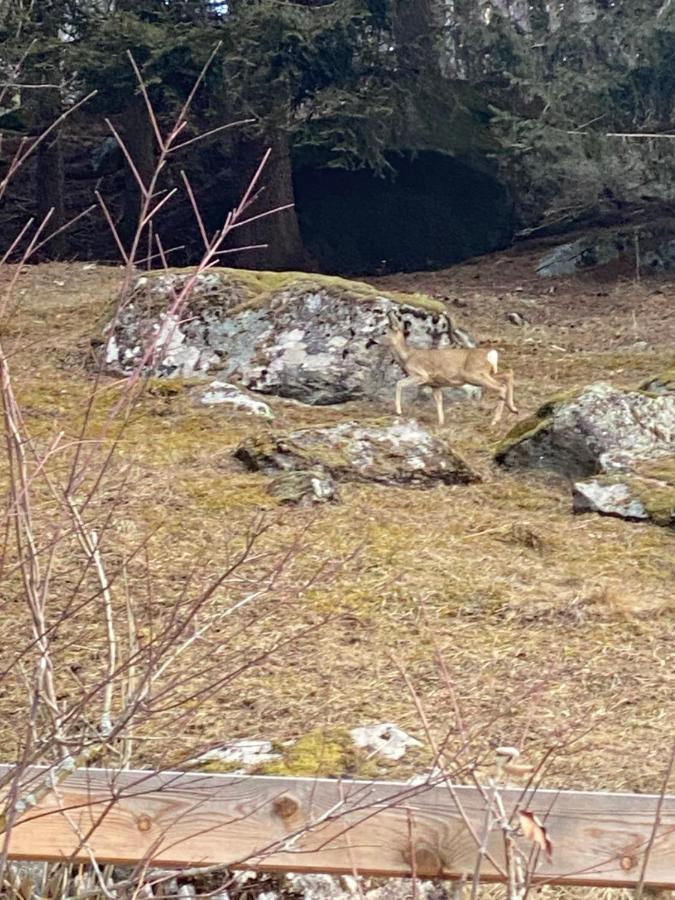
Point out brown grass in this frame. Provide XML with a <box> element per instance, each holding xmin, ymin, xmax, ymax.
<box><xmin>0</xmin><ymin>255</ymin><xmax>674</xmax><ymax>798</ymax></box>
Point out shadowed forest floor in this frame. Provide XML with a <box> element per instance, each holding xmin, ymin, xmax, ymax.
<box><xmin>1</xmin><ymin>242</ymin><xmax>673</xmax><ymax>796</ymax></box>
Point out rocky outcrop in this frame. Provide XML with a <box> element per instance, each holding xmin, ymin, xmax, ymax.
<box><xmin>104</xmin><ymin>268</ymin><xmax>475</xmax><ymax>406</ymax></box>
<box><xmin>536</xmin><ymin>225</ymin><xmax>675</xmax><ymax>278</ymax></box>
<box><xmin>497</xmin><ymin>381</ymin><xmax>675</xmax><ymax>528</ymax></box>
<box><xmin>235</xmin><ymin>419</ymin><xmax>479</xmax><ymax>488</ymax></box>
<box><xmin>496</xmin><ymin>383</ymin><xmax>674</xmax><ymax>479</ymax></box>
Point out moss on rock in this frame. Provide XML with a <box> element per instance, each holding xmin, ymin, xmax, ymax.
<box><xmin>493</xmin><ymin>413</ymin><xmax>552</xmax><ymax>459</ymax></box>
<box><xmin>630</xmin><ymin>457</ymin><xmax>675</xmax><ymax>528</ymax></box>
<box><xmin>127</xmin><ymin>266</ymin><xmax>445</xmax><ymax>317</ymax></box>
<box><xmin>255</xmin><ymin>729</ymin><xmax>380</xmax><ymax>778</ymax></box>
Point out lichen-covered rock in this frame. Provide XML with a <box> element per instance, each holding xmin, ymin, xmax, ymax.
<box><xmin>235</xmin><ymin>420</ymin><xmax>479</xmax><ymax>488</ymax></box>
<box><xmin>572</xmin><ymin>480</ymin><xmax>649</xmax><ymax>521</ymax></box>
<box><xmin>574</xmin><ymin>457</ymin><xmax>674</xmax><ymax>529</ymax></box>
<box><xmin>496</xmin><ymin>382</ymin><xmax>675</xmax><ymax>478</ymax></box>
<box><xmin>103</xmin><ymin>268</ymin><xmax>475</xmax><ymax>406</ymax></box>
<box><xmin>267</xmin><ymin>469</ymin><xmax>339</xmax><ymax>506</ymax></box>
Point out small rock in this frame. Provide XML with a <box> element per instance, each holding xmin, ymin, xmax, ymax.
<box><xmin>193</xmin><ymin>739</ymin><xmax>281</xmax><ymax>773</ymax></box>
<box><xmin>536</xmin><ymin>235</ymin><xmax>621</xmax><ymax>277</ymax></box>
<box><xmin>267</xmin><ymin>469</ymin><xmax>339</xmax><ymax>506</ymax></box>
<box><xmin>350</xmin><ymin>723</ymin><xmax>423</xmax><ymax>760</ymax></box>
<box><xmin>199</xmin><ymin>381</ymin><xmax>274</xmax><ymax>418</ymax></box>
<box><xmin>507</xmin><ymin>311</ymin><xmax>528</xmax><ymax>326</ymax></box>
<box><xmin>572</xmin><ymin>480</ymin><xmax>649</xmax><ymax>521</ymax></box>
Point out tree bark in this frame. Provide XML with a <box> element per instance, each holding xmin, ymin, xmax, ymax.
<box><xmin>35</xmin><ymin>87</ymin><xmax>65</xmax><ymax>258</ymax></box>
<box><xmin>34</xmin><ymin>0</ymin><xmax>66</xmax><ymax>257</ymax></box>
<box><xmin>118</xmin><ymin>92</ymin><xmax>157</xmax><ymax>252</ymax></box>
<box><xmin>230</xmin><ymin>129</ymin><xmax>308</xmax><ymax>271</ymax></box>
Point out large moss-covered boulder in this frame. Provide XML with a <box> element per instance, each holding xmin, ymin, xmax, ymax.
<box><xmin>496</xmin><ymin>382</ymin><xmax>675</xmax><ymax>479</ymax></box>
<box><xmin>573</xmin><ymin>458</ymin><xmax>675</xmax><ymax>529</ymax></box>
<box><xmin>104</xmin><ymin>268</ymin><xmax>474</xmax><ymax>406</ymax></box>
<box><xmin>235</xmin><ymin>419</ymin><xmax>479</xmax><ymax>488</ymax></box>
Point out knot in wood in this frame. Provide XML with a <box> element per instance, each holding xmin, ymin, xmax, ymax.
<box><xmin>136</xmin><ymin>814</ymin><xmax>152</xmax><ymax>833</ymax></box>
<box><xmin>273</xmin><ymin>794</ymin><xmax>299</xmax><ymax>820</ymax></box>
<box><xmin>406</xmin><ymin>841</ymin><xmax>443</xmax><ymax>878</ymax></box>
<box><xmin>620</xmin><ymin>854</ymin><xmax>638</xmax><ymax>872</ymax></box>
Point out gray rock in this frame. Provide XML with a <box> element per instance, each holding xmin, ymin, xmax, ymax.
<box><xmin>536</xmin><ymin>235</ymin><xmax>622</xmax><ymax>277</ymax></box>
<box><xmin>536</xmin><ymin>225</ymin><xmax>675</xmax><ymax>278</ymax></box>
<box><xmin>235</xmin><ymin>420</ymin><xmax>480</xmax><ymax>488</ymax></box>
<box><xmin>350</xmin><ymin>723</ymin><xmax>423</xmax><ymax>760</ymax></box>
<box><xmin>267</xmin><ymin>469</ymin><xmax>339</xmax><ymax>506</ymax></box>
<box><xmin>193</xmin><ymin>740</ymin><xmax>281</xmax><ymax>774</ymax></box>
<box><xmin>104</xmin><ymin>269</ymin><xmax>475</xmax><ymax>407</ymax></box>
<box><xmin>198</xmin><ymin>381</ymin><xmax>274</xmax><ymax>418</ymax></box>
<box><xmin>496</xmin><ymin>382</ymin><xmax>675</xmax><ymax>478</ymax></box>
<box><xmin>573</xmin><ymin>458</ymin><xmax>674</xmax><ymax>529</ymax></box>
<box><xmin>572</xmin><ymin>480</ymin><xmax>649</xmax><ymax>521</ymax></box>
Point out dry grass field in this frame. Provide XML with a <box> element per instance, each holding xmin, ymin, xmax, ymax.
<box><xmin>1</xmin><ymin>242</ymin><xmax>673</xmax><ymax>800</ymax></box>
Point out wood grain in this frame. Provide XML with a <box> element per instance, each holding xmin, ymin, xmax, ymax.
<box><xmin>2</xmin><ymin>767</ymin><xmax>675</xmax><ymax>888</ymax></box>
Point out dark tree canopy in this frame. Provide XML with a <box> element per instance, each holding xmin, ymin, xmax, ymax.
<box><xmin>0</xmin><ymin>0</ymin><xmax>672</xmax><ymax>271</ymax></box>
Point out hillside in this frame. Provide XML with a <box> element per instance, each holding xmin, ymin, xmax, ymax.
<box><xmin>1</xmin><ymin>241</ymin><xmax>673</xmax><ymax>794</ymax></box>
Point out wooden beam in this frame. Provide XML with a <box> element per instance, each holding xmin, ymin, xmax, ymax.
<box><xmin>2</xmin><ymin>767</ymin><xmax>675</xmax><ymax>888</ymax></box>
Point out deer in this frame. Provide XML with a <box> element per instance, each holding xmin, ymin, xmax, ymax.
<box><xmin>383</xmin><ymin>310</ymin><xmax>518</xmax><ymax>427</ymax></box>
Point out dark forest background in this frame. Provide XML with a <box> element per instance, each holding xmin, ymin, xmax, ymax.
<box><xmin>1</xmin><ymin>0</ymin><xmax>673</xmax><ymax>274</ymax></box>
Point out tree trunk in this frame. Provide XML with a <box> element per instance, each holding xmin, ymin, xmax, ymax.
<box><xmin>35</xmin><ymin>87</ymin><xmax>65</xmax><ymax>258</ymax></box>
<box><xmin>118</xmin><ymin>92</ymin><xmax>157</xmax><ymax>252</ymax></box>
<box><xmin>230</xmin><ymin>129</ymin><xmax>308</xmax><ymax>271</ymax></box>
<box><xmin>34</xmin><ymin>0</ymin><xmax>65</xmax><ymax>257</ymax></box>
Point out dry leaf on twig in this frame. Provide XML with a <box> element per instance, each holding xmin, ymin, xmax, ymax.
<box><xmin>518</xmin><ymin>809</ymin><xmax>553</xmax><ymax>861</ymax></box>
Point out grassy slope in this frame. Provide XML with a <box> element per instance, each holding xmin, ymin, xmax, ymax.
<box><xmin>0</xmin><ymin>253</ymin><xmax>673</xmax><ymax>793</ymax></box>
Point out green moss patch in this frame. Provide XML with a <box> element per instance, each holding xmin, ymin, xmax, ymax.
<box><xmin>493</xmin><ymin>412</ymin><xmax>552</xmax><ymax>459</ymax></box>
<box><xmin>129</xmin><ymin>266</ymin><xmax>445</xmax><ymax>316</ymax></box>
<box><xmin>256</xmin><ymin>729</ymin><xmax>381</xmax><ymax>778</ymax></box>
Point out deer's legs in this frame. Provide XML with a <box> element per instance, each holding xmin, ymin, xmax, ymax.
<box><xmin>432</xmin><ymin>388</ymin><xmax>445</xmax><ymax>426</ymax></box>
<box><xmin>463</xmin><ymin>371</ymin><xmax>518</xmax><ymax>423</ymax></box>
<box><xmin>395</xmin><ymin>375</ymin><xmax>426</xmax><ymax>416</ymax></box>
<box><xmin>500</xmin><ymin>370</ymin><xmax>517</xmax><ymax>414</ymax></box>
